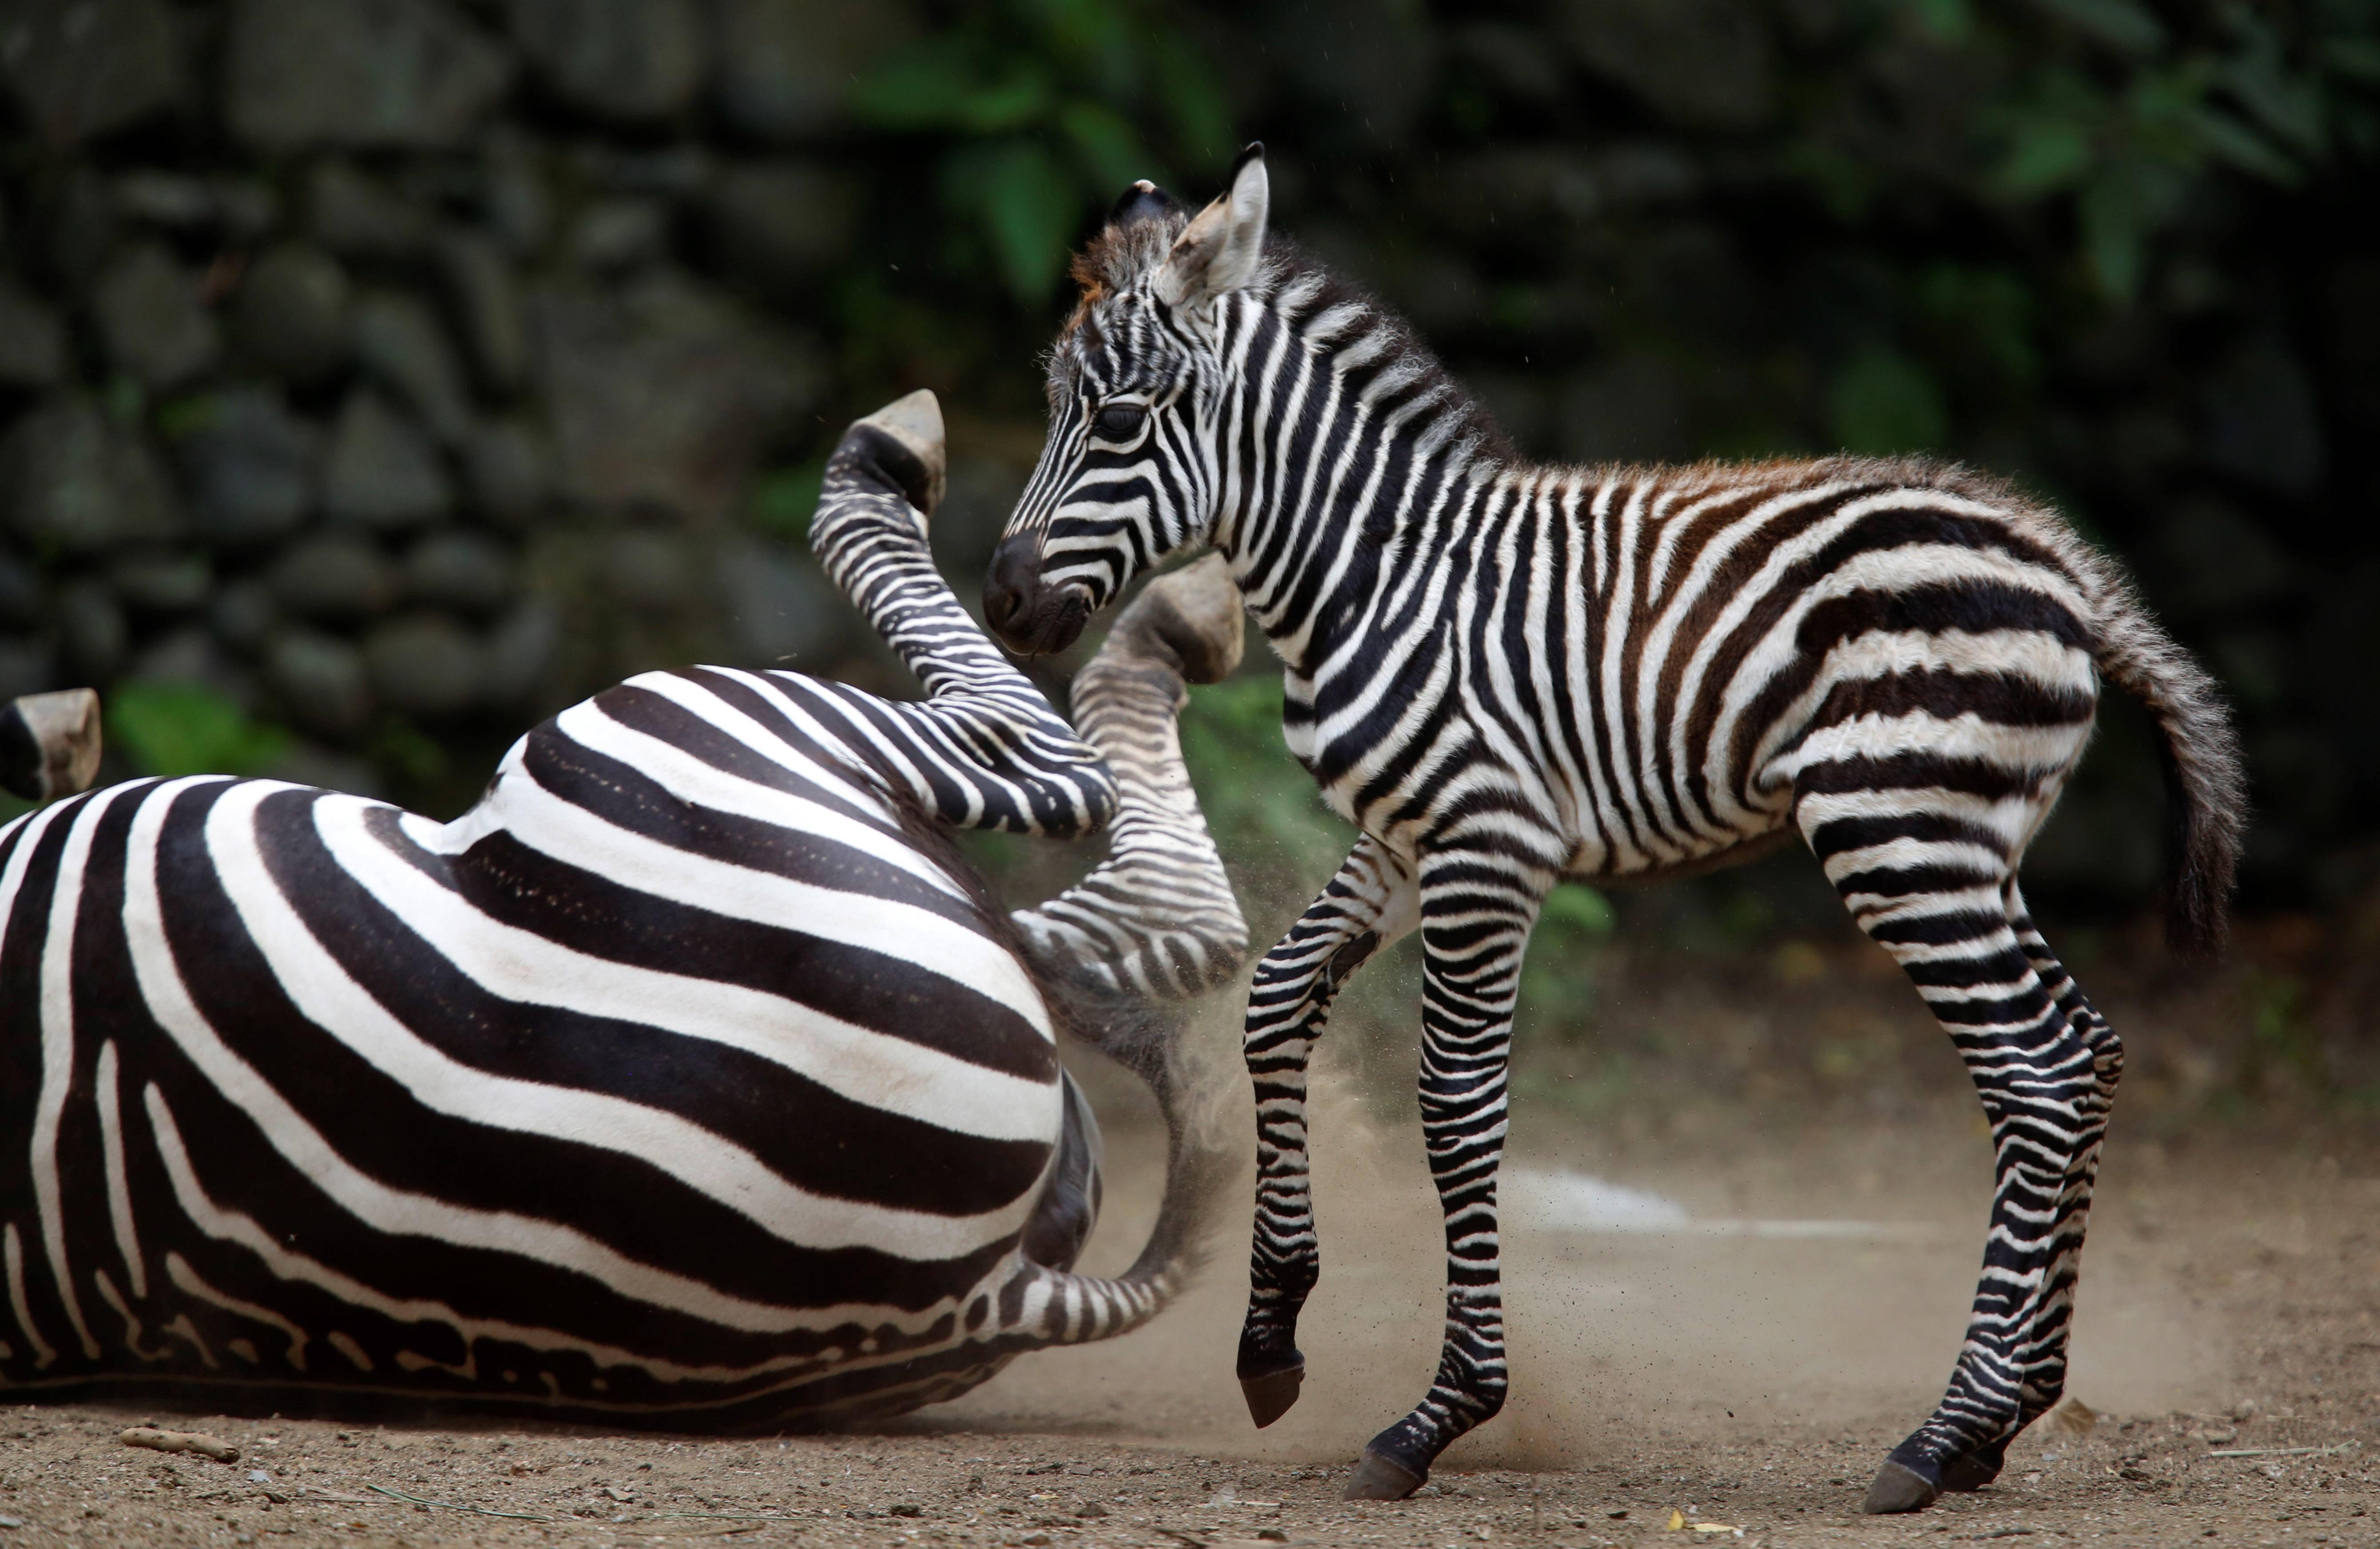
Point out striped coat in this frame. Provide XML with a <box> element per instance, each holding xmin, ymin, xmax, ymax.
<box><xmin>0</xmin><ymin>394</ymin><xmax>1247</xmax><ymax>1427</ymax></box>
<box><xmin>982</xmin><ymin>153</ymin><xmax>2244</xmax><ymax>1511</ymax></box>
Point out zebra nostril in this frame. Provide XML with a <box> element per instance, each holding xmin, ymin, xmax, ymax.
<box><xmin>984</xmin><ymin>536</ymin><xmax>1040</xmax><ymax>642</ymax></box>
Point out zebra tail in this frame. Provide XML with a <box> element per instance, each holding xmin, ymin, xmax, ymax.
<box><xmin>1019</xmin><ymin>994</ymin><xmax>1236</xmax><ymax>1348</ymax></box>
<box><xmin>2088</xmin><ymin>578</ymin><xmax>2247</xmax><ymax>956</ymax></box>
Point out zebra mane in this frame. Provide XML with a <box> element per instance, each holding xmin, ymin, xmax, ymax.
<box><xmin>1258</xmin><ymin>238</ymin><xmax>1519</xmax><ymax>470</ymax></box>
<box><xmin>1059</xmin><ymin>221</ymin><xmax>1519</xmax><ymax>470</ymax></box>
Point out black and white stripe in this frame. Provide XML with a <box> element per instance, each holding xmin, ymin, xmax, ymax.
<box><xmin>984</xmin><ymin>152</ymin><xmax>2245</xmax><ymax>1510</ymax></box>
<box><xmin>0</xmin><ymin>394</ymin><xmax>1248</xmax><ymax>1428</ymax></box>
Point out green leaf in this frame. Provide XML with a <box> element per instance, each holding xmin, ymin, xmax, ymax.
<box><xmin>1060</xmin><ymin>100</ymin><xmax>1156</xmax><ymax>195</ymax></box>
<box><xmin>1994</xmin><ymin>119</ymin><xmax>2095</xmax><ymax>195</ymax></box>
<box><xmin>1828</xmin><ymin>348</ymin><xmax>1948</xmax><ymax>454</ymax></box>
<box><xmin>108</xmin><ymin>682</ymin><xmax>290</xmax><ymax>778</ymax></box>
<box><xmin>851</xmin><ymin>42</ymin><xmax>986</xmax><ymax>129</ymax></box>
<box><xmin>1905</xmin><ymin>0</ymin><xmax>1973</xmax><ymax>43</ymax></box>
<box><xmin>1149</xmin><ymin>32</ymin><xmax>1234</xmax><ymax>166</ymax></box>
<box><xmin>2032</xmin><ymin>0</ymin><xmax>2167</xmax><ymax>56</ymax></box>
<box><xmin>968</xmin><ymin>139</ymin><xmax>1084</xmax><ymax>303</ymax></box>
<box><xmin>751</xmin><ymin>460</ymin><xmax>826</xmax><ymax>543</ymax></box>
<box><xmin>1540</xmin><ymin>886</ymin><xmax>1616</xmax><ymax>938</ymax></box>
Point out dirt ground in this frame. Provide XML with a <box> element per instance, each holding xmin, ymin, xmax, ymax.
<box><xmin>4</xmin><ymin>928</ymin><xmax>2380</xmax><ymax>1541</ymax></box>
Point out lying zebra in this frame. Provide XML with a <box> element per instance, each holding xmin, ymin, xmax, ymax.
<box><xmin>0</xmin><ymin>392</ymin><xmax>1249</xmax><ymax>1428</ymax></box>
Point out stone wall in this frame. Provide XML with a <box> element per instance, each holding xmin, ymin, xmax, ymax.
<box><xmin>0</xmin><ymin>0</ymin><xmax>897</xmax><ymax>802</ymax></box>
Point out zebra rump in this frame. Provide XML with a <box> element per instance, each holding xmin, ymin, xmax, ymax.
<box><xmin>0</xmin><ymin>392</ymin><xmax>1249</xmax><ymax>1429</ymax></box>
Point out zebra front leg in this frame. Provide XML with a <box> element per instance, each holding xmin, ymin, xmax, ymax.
<box><xmin>1346</xmin><ymin>846</ymin><xmax>1548</xmax><ymax>1499</ymax></box>
<box><xmin>1238</xmin><ymin>838</ymin><xmax>1417</xmax><ymax>1426</ymax></box>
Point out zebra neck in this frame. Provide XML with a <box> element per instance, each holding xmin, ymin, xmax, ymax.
<box><xmin>1216</xmin><ymin>289</ymin><xmax>1500</xmax><ymax>681</ymax></box>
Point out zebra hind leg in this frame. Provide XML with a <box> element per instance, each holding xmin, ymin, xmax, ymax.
<box><xmin>1798</xmin><ymin>795</ymin><xmax>2119</xmax><ymax>1515</ymax></box>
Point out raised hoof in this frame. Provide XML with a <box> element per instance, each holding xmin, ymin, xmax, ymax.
<box><xmin>1108</xmin><ymin>555</ymin><xmax>1245</xmax><ymax>684</ymax></box>
<box><xmin>1941</xmin><ymin>1452</ymin><xmax>2003</xmax><ymax>1492</ymax></box>
<box><xmin>1343</xmin><ymin>1450</ymin><xmax>1425</xmax><ymax>1501</ymax></box>
<box><xmin>1239</xmin><ymin>1363</ymin><xmax>1304</xmax><ymax>1429</ymax></box>
<box><xmin>0</xmin><ymin>688</ymin><xmax>101</xmax><ymax>803</ymax></box>
<box><xmin>852</xmin><ymin>389</ymin><xmax>946</xmax><ymax>516</ymax></box>
<box><xmin>1863</xmin><ymin>1460</ymin><xmax>1940</xmax><ymax>1515</ymax></box>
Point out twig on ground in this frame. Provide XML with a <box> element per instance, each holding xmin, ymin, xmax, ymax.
<box><xmin>2207</xmin><ymin>1443</ymin><xmax>2357</xmax><ymax>1459</ymax></box>
<box><xmin>364</xmin><ymin>1482</ymin><xmax>551</xmax><ymax>1521</ymax></box>
<box><xmin>120</xmin><ymin>1426</ymin><xmax>238</xmax><ymax>1463</ymax></box>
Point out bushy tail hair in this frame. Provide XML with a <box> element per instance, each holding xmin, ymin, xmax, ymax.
<box><xmin>2090</xmin><ymin>581</ymin><xmax>2247</xmax><ymax>956</ymax></box>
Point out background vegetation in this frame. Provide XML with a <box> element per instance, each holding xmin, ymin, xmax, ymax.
<box><xmin>3</xmin><ymin>0</ymin><xmax>2374</xmax><ymax>1116</ymax></box>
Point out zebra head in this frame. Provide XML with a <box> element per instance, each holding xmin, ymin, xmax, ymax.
<box><xmin>984</xmin><ymin>145</ymin><xmax>1271</xmax><ymax>657</ymax></box>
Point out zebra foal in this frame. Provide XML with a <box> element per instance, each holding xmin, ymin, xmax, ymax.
<box><xmin>0</xmin><ymin>392</ymin><xmax>1249</xmax><ymax>1427</ymax></box>
<box><xmin>982</xmin><ymin>151</ymin><xmax>2245</xmax><ymax>1511</ymax></box>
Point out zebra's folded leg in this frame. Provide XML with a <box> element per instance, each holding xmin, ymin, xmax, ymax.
<box><xmin>1238</xmin><ymin>839</ymin><xmax>1417</xmax><ymax>1428</ymax></box>
<box><xmin>0</xmin><ymin>688</ymin><xmax>102</xmax><ymax>802</ymax></box>
<box><xmin>1011</xmin><ymin>555</ymin><xmax>1250</xmax><ymax>1009</ymax></box>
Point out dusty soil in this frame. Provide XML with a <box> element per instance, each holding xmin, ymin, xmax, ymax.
<box><xmin>1</xmin><ymin>1059</ymin><xmax>2372</xmax><ymax>1549</ymax></box>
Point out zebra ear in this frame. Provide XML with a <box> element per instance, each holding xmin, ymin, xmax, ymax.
<box><xmin>1154</xmin><ymin>144</ymin><xmax>1267</xmax><ymax>312</ymax></box>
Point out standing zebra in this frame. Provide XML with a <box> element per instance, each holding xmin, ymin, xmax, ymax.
<box><xmin>982</xmin><ymin>150</ymin><xmax>2244</xmax><ymax>1512</ymax></box>
<box><xmin>0</xmin><ymin>392</ymin><xmax>1250</xmax><ymax>1428</ymax></box>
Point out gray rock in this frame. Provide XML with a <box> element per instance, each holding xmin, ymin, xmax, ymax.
<box><xmin>363</xmin><ymin>611</ymin><xmax>483</xmax><ymax>714</ymax></box>
<box><xmin>175</xmin><ymin>385</ymin><xmax>321</xmax><ymax>545</ymax></box>
<box><xmin>574</xmin><ymin>141</ymin><xmax>712</xmax><ymax>198</ymax></box>
<box><xmin>1556</xmin><ymin>352</ymin><xmax>1690</xmax><ymax>463</ymax></box>
<box><xmin>568</xmin><ymin>198</ymin><xmax>672</xmax><ymax>273</ymax></box>
<box><xmin>209</xmin><ymin>576</ymin><xmax>279</xmax><ymax>653</ymax></box>
<box><xmin>226</xmin><ymin>0</ymin><xmax>516</xmax><ymax>151</ymax></box>
<box><xmin>307</xmin><ymin>160</ymin><xmax>436</xmax><ymax>260</ymax></box>
<box><xmin>532</xmin><ymin>274</ymin><xmax>821</xmax><ymax>523</ymax></box>
<box><xmin>259</xmin><ymin>743</ymin><xmax>384</xmax><ymax>798</ymax></box>
<box><xmin>0</xmin><ymin>0</ymin><xmax>184</xmax><ymax>146</ymax></box>
<box><xmin>506</xmin><ymin>0</ymin><xmax>705</xmax><ymax>120</ymax></box>
<box><xmin>41</xmin><ymin>167</ymin><xmax>122</xmax><ymax>293</ymax></box>
<box><xmin>709</xmin><ymin>0</ymin><xmax>916</xmax><ymax>143</ymax></box>
<box><xmin>126</xmin><ymin>627</ymin><xmax>257</xmax><ymax>710</ymax></box>
<box><xmin>0</xmin><ymin>280</ymin><xmax>67</xmax><ymax>387</ymax></box>
<box><xmin>0</xmin><ymin>635</ymin><xmax>54</xmax><ymax>701</ymax></box>
<box><xmin>607</xmin><ymin>529</ymin><xmax>690</xmax><ymax>611</ymax></box>
<box><xmin>271</xmin><ymin>534</ymin><xmax>399</xmax><ymax>622</ymax></box>
<box><xmin>230</xmin><ymin>243</ymin><xmax>354</xmax><ymax>382</ymax></box>
<box><xmin>436</xmin><ymin>228</ymin><xmax>529</xmax><ymax>393</ymax></box>
<box><xmin>91</xmin><ymin>242</ymin><xmax>221</xmax><ymax>389</ymax></box>
<box><xmin>480</xmin><ymin>127</ymin><xmax>554</xmax><ymax>254</ymax></box>
<box><xmin>110</xmin><ymin>549</ymin><xmax>212</xmax><ymax>613</ymax></box>
<box><xmin>480</xmin><ymin>595</ymin><xmax>559</xmax><ymax>705</ymax></box>
<box><xmin>1553</xmin><ymin>0</ymin><xmax>1776</xmax><ymax>129</ymax></box>
<box><xmin>716</xmin><ymin>535</ymin><xmax>837</xmax><ymax>666</ymax></box>
<box><xmin>462</xmin><ymin>418</ymin><xmax>551</xmax><ymax>525</ymax></box>
<box><xmin>703</xmin><ymin>161</ymin><xmax>855</xmax><ymax>298</ymax></box>
<box><xmin>1</xmin><ymin>397</ymin><xmax>185</xmax><ymax>554</ymax></box>
<box><xmin>114</xmin><ymin>171</ymin><xmax>214</xmax><ymax>228</ymax></box>
<box><xmin>211</xmin><ymin>178</ymin><xmax>282</xmax><ymax>241</ymax></box>
<box><xmin>354</xmin><ymin>290</ymin><xmax>474</xmax><ymax>444</ymax></box>
<box><xmin>323</xmin><ymin>389</ymin><xmax>454</xmax><ymax>528</ymax></box>
<box><xmin>2202</xmin><ymin>335</ymin><xmax>2326</xmax><ymax>498</ymax></box>
<box><xmin>404</xmin><ymin>530</ymin><xmax>514</xmax><ymax>613</ymax></box>
<box><xmin>264</xmin><ymin>628</ymin><xmax>373</xmax><ymax>737</ymax></box>
<box><xmin>57</xmin><ymin>578</ymin><xmax>127</xmax><ymax>681</ymax></box>
<box><xmin>0</xmin><ymin>553</ymin><xmax>41</xmax><ymax>629</ymax></box>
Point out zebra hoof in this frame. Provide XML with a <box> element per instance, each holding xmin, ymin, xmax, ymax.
<box><xmin>1941</xmin><ymin>1451</ymin><xmax>2003</xmax><ymax>1492</ymax></box>
<box><xmin>1107</xmin><ymin>555</ymin><xmax>1244</xmax><ymax>685</ymax></box>
<box><xmin>0</xmin><ymin>689</ymin><xmax>101</xmax><ymax>803</ymax></box>
<box><xmin>1862</xmin><ymin>1460</ymin><xmax>1940</xmax><ymax>1515</ymax></box>
<box><xmin>852</xmin><ymin>389</ymin><xmax>946</xmax><ymax>516</ymax></box>
<box><xmin>1238</xmin><ymin>1362</ymin><xmax>1303</xmax><ymax>1428</ymax></box>
<box><xmin>1343</xmin><ymin>1449</ymin><xmax>1425</xmax><ymax>1501</ymax></box>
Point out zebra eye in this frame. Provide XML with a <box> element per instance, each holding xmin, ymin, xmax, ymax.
<box><xmin>1093</xmin><ymin>403</ymin><xmax>1147</xmax><ymax>441</ymax></box>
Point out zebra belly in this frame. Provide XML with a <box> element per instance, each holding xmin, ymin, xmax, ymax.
<box><xmin>0</xmin><ymin>776</ymin><xmax>1070</xmax><ymax>1426</ymax></box>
